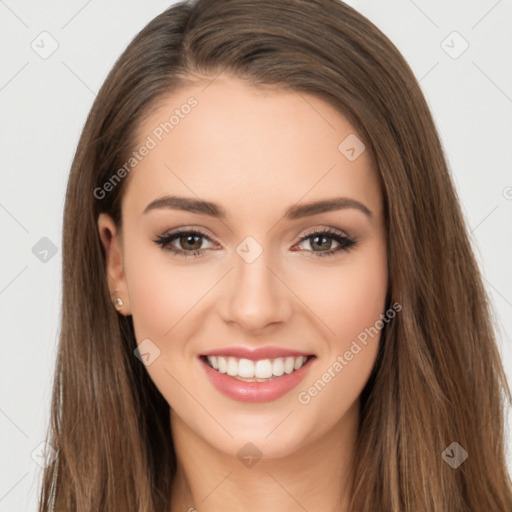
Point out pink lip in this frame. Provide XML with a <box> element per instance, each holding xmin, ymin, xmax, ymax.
<box><xmin>199</xmin><ymin>355</ymin><xmax>316</xmax><ymax>403</ymax></box>
<box><xmin>200</xmin><ymin>346</ymin><xmax>313</xmax><ymax>361</ymax></box>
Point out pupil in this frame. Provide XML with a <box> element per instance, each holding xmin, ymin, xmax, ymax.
<box><xmin>182</xmin><ymin>234</ymin><xmax>201</xmax><ymax>250</ymax></box>
<box><xmin>312</xmin><ymin>235</ymin><xmax>331</xmax><ymax>251</ymax></box>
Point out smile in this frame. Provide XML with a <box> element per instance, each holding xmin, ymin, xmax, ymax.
<box><xmin>204</xmin><ymin>355</ymin><xmax>309</xmax><ymax>382</ymax></box>
<box><xmin>198</xmin><ymin>349</ymin><xmax>316</xmax><ymax>403</ymax></box>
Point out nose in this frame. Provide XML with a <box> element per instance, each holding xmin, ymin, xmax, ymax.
<box><xmin>222</xmin><ymin>251</ymin><xmax>293</xmax><ymax>333</ymax></box>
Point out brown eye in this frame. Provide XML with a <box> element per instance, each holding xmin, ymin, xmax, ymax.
<box><xmin>177</xmin><ymin>233</ymin><xmax>203</xmax><ymax>251</ymax></box>
<box><xmin>294</xmin><ymin>229</ymin><xmax>357</xmax><ymax>257</ymax></box>
<box><xmin>153</xmin><ymin>229</ymin><xmax>215</xmax><ymax>259</ymax></box>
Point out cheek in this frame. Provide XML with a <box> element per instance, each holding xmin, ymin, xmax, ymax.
<box><xmin>123</xmin><ymin>241</ymin><xmax>200</xmax><ymax>342</ymax></box>
<box><xmin>123</xmin><ymin>243</ymin><xmax>208</xmax><ymax>412</ymax></box>
<box><xmin>331</xmin><ymin>260</ymin><xmax>388</xmax><ymax>345</ymax></box>
<box><xmin>306</xmin><ymin>240</ymin><xmax>388</xmax><ymax>350</ymax></box>
<box><xmin>295</xmin><ymin>242</ymin><xmax>387</xmax><ymax>412</ymax></box>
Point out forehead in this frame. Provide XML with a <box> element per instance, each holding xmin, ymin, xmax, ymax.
<box><xmin>123</xmin><ymin>75</ymin><xmax>382</xmax><ymax>222</ymax></box>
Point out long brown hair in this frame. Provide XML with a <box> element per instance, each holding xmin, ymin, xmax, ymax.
<box><xmin>38</xmin><ymin>0</ymin><xmax>512</xmax><ymax>510</ymax></box>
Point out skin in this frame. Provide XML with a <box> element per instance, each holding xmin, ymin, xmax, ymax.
<box><xmin>98</xmin><ymin>73</ymin><xmax>388</xmax><ymax>512</ymax></box>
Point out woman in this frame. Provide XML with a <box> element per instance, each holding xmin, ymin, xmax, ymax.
<box><xmin>38</xmin><ymin>0</ymin><xmax>512</xmax><ymax>510</ymax></box>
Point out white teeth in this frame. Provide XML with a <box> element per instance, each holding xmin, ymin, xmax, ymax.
<box><xmin>238</xmin><ymin>358</ymin><xmax>255</xmax><ymax>378</ymax></box>
<box><xmin>206</xmin><ymin>355</ymin><xmax>309</xmax><ymax>379</ymax></box>
<box><xmin>294</xmin><ymin>356</ymin><xmax>304</xmax><ymax>370</ymax></box>
<box><xmin>272</xmin><ymin>358</ymin><xmax>285</xmax><ymax>377</ymax></box>
<box><xmin>284</xmin><ymin>356</ymin><xmax>295</xmax><ymax>374</ymax></box>
<box><xmin>226</xmin><ymin>357</ymin><xmax>238</xmax><ymax>376</ymax></box>
<box><xmin>218</xmin><ymin>356</ymin><xmax>227</xmax><ymax>373</ymax></box>
<box><xmin>254</xmin><ymin>359</ymin><xmax>273</xmax><ymax>379</ymax></box>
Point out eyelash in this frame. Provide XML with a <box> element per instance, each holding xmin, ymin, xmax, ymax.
<box><xmin>153</xmin><ymin>227</ymin><xmax>357</xmax><ymax>259</ymax></box>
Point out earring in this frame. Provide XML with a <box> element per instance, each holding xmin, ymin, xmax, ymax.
<box><xmin>111</xmin><ymin>288</ymin><xmax>123</xmax><ymax>312</ymax></box>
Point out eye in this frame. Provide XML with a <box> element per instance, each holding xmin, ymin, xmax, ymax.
<box><xmin>153</xmin><ymin>227</ymin><xmax>357</xmax><ymax>259</ymax></box>
<box><xmin>292</xmin><ymin>228</ymin><xmax>357</xmax><ymax>257</ymax></box>
<box><xmin>153</xmin><ymin>229</ymin><xmax>216</xmax><ymax>259</ymax></box>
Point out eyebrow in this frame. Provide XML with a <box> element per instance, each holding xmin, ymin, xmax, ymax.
<box><xmin>143</xmin><ymin>195</ymin><xmax>373</xmax><ymax>220</ymax></box>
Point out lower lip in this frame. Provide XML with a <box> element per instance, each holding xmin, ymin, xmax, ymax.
<box><xmin>199</xmin><ymin>356</ymin><xmax>315</xmax><ymax>403</ymax></box>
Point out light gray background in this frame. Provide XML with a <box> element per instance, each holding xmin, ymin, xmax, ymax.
<box><xmin>1</xmin><ymin>1</ymin><xmax>511</xmax><ymax>509</ymax></box>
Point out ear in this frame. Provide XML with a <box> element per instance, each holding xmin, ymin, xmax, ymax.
<box><xmin>97</xmin><ymin>213</ymin><xmax>131</xmax><ymax>315</ymax></box>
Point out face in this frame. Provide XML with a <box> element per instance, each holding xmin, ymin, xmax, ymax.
<box><xmin>98</xmin><ymin>74</ymin><xmax>388</xmax><ymax>459</ymax></box>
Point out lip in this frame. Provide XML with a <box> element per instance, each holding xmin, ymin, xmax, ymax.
<box><xmin>200</xmin><ymin>345</ymin><xmax>313</xmax><ymax>361</ymax></box>
<box><xmin>199</xmin><ymin>354</ymin><xmax>316</xmax><ymax>403</ymax></box>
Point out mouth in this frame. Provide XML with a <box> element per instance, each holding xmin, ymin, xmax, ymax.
<box><xmin>198</xmin><ymin>350</ymin><xmax>317</xmax><ymax>403</ymax></box>
<box><xmin>200</xmin><ymin>354</ymin><xmax>313</xmax><ymax>382</ymax></box>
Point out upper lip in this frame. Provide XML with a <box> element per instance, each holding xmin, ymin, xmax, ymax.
<box><xmin>200</xmin><ymin>346</ymin><xmax>314</xmax><ymax>361</ymax></box>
